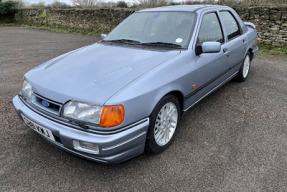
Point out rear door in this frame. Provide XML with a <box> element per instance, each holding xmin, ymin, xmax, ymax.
<box><xmin>218</xmin><ymin>10</ymin><xmax>247</xmax><ymax>71</ymax></box>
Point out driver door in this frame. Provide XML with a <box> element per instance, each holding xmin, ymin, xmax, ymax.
<box><xmin>188</xmin><ymin>12</ymin><xmax>230</xmax><ymax>105</ymax></box>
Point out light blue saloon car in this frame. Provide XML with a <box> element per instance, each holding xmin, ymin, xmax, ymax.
<box><xmin>13</xmin><ymin>5</ymin><xmax>258</xmax><ymax>163</ymax></box>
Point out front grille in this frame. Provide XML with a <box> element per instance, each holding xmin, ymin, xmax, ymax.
<box><xmin>31</xmin><ymin>93</ymin><xmax>63</xmax><ymax>116</ymax></box>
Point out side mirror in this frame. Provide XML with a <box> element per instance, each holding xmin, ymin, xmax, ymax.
<box><xmin>101</xmin><ymin>34</ymin><xmax>107</xmax><ymax>40</ymax></box>
<box><xmin>201</xmin><ymin>42</ymin><xmax>221</xmax><ymax>54</ymax></box>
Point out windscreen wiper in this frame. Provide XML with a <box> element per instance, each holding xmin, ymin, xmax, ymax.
<box><xmin>140</xmin><ymin>42</ymin><xmax>182</xmax><ymax>48</ymax></box>
<box><xmin>102</xmin><ymin>39</ymin><xmax>141</xmax><ymax>44</ymax></box>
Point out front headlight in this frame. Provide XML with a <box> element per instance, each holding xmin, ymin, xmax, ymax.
<box><xmin>20</xmin><ymin>79</ymin><xmax>32</xmax><ymax>101</ymax></box>
<box><xmin>62</xmin><ymin>101</ymin><xmax>125</xmax><ymax>127</ymax></box>
<box><xmin>62</xmin><ymin>101</ymin><xmax>103</xmax><ymax>125</ymax></box>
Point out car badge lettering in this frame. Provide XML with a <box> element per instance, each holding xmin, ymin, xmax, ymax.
<box><xmin>42</xmin><ymin>100</ymin><xmax>50</xmax><ymax>107</ymax></box>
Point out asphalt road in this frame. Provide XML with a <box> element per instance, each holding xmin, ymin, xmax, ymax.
<box><xmin>1</xmin><ymin>27</ymin><xmax>287</xmax><ymax>192</ymax></box>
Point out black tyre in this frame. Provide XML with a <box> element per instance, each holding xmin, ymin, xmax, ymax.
<box><xmin>235</xmin><ymin>52</ymin><xmax>251</xmax><ymax>82</ymax></box>
<box><xmin>146</xmin><ymin>95</ymin><xmax>180</xmax><ymax>153</ymax></box>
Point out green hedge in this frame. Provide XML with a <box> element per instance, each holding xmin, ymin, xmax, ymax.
<box><xmin>0</xmin><ymin>1</ymin><xmax>18</xmax><ymax>15</ymax></box>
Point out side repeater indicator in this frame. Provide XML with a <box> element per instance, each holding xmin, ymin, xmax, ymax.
<box><xmin>193</xmin><ymin>85</ymin><xmax>196</xmax><ymax>89</ymax></box>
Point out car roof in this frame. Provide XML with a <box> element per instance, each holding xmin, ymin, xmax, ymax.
<box><xmin>138</xmin><ymin>5</ymin><xmax>230</xmax><ymax>13</ymax></box>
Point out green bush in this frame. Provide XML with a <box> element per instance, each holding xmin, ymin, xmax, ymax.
<box><xmin>117</xmin><ymin>1</ymin><xmax>128</xmax><ymax>8</ymax></box>
<box><xmin>0</xmin><ymin>1</ymin><xmax>18</xmax><ymax>15</ymax></box>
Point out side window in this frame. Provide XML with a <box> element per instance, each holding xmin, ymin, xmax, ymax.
<box><xmin>219</xmin><ymin>11</ymin><xmax>242</xmax><ymax>40</ymax></box>
<box><xmin>198</xmin><ymin>13</ymin><xmax>224</xmax><ymax>45</ymax></box>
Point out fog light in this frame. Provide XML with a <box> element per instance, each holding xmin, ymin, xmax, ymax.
<box><xmin>73</xmin><ymin>140</ymin><xmax>99</xmax><ymax>154</ymax></box>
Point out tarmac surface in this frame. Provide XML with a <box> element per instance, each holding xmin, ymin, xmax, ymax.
<box><xmin>1</xmin><ymin>27</ymin><xmax>287</xmax><ymax>191</ymax></box>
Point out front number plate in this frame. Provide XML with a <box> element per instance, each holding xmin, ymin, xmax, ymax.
<box><xmin>21</xmin><ymin>114</ymin><xmax>56</xmax><ymax>142</ymax></box>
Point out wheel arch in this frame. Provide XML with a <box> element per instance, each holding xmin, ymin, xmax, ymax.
<box><xmin>248</xmin><ymin>48</ymin><xmax>254</xmax><ymax>61</ymax></box>
<box><xmin>163</xmin><ymin>90</ymin><xmax>185</xmax><ymax>117</ymax></box>
<box><xmin>148</xmin><ymin>89</ymin><xmax>185</xmax><ymax>118</ymax></box>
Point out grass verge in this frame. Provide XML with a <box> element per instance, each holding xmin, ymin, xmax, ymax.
<box><xmin>258</xmin><ymin>44</ymin><xmax>287</xmax><ymax>55</ymax></box>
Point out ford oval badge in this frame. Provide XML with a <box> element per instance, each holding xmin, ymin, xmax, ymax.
<box><xmin>42</xmin><ymin>100</ymin><xmax>50</xmax><ymax>107</ymax></box>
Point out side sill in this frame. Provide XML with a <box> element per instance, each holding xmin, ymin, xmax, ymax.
<box><xmin>183</xmin><ymin>71</ymin><xmax>238</xmax><ymax>113</ymax></box>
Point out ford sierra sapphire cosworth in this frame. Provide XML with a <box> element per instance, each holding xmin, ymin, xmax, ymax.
<box><xmin>13</xmin><ymin>5</ymin><xmax>258</xmax><ymax>163</ymax></box>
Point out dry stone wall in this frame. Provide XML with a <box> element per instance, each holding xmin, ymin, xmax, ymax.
<box><xmin>15</xmin><ymin>8</ymin><xmax>135</xmax><ymax>32</ymax></box>
<box><xmin>15</xmin><ymin>6</ymin><xmax>287</xmax><ymax>46</ymax></box>
<box><xmin>15</xmin><ymin>9</ymin><xmax>46</xmax><ymax>25</ymax></box>
<box><xmin>233</xmin><ymin>6</ymin><xmax>287</xmax><ymax>46</ymax></box>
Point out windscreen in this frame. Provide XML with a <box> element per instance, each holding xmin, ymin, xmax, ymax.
<box><xmin>104</xmin><ymin>12</ymin><xmax>196</xmax><ymax>48</ymax></box>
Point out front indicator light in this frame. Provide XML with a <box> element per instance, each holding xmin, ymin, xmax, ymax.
<box><xmin>20</xmin><ymin>77</ymin><xmax>24</xmax><ymax>90</ymax></box>
<box><xmin>100</xmin><ymin>105</ymin><xmax>125</xmax><ymax>127</ymax></box>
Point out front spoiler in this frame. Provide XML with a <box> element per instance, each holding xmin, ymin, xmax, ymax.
<box><xmin>13</xmin><ymin>95</ymin><xmax>149</xmax><ymax>164</ymax></box>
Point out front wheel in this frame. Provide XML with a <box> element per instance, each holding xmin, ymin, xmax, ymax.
<box><xmin>235</xmin><ymin>52</ymin><xmax>251</xmax><ymax>82</ymax></box>
<box><xmin>146</xmin><ymin>95</ymin><xmax>180</xmax><ymax>154</ymax></box>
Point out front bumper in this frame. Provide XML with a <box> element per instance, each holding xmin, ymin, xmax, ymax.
<box><xmin>13</xmin><ymin>96</ymin><xmax>149</xmax><ymax>164</ymax></box>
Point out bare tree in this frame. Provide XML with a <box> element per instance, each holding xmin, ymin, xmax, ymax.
<box><xmin>71</xmin><ymin>0</ymin><xmax>103</xmax><ymax>7</ymax></box>
<box><xmin>30</xmin><ymin>0</ymin><xmax>46</xmax><ymax>9</ymax></box>
<box><xmin>48</xmin><ymin>0</ymin><xmax>71</xmax><ymax>8</ymax></box>
<box><xmin>133</xmin><ymin>0</ymin><xmax>173</xmax><ymax>9</ymax></box>
<box><xmin>98</xmin><ymin>1</ymin><xmax>117</xmax><ymax>8</ymax></box>
<box><xmin>17</xmin><ymin>0</ymin><xmax>27</xmax><ymax>8</ymax></box>
<box><xmin>2</xmin><ymin>0</ymin><xmax>27</xmax><ymax>8</ymax></box>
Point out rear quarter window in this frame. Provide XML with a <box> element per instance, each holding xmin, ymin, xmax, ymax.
<box><xmin>219</xmin><ymin>11</ymin><xmax>242</xmax><ymax>40</ymax></box>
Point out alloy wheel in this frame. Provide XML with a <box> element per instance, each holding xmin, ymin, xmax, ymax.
<box><xmin>154</xmin><ymin>102</ymin><xmax>178</xmax><ymax>146</ymax></box>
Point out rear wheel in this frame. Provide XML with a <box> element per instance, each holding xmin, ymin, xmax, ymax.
<box><xmin>235</xmin><ymin>52</ymin><xmax>251</xmax><ymax>82</ymax></box>
<box><xmin>146</xmin><ymin>95</ymin><xmax>180</xmax><ymax>153</ymax></box>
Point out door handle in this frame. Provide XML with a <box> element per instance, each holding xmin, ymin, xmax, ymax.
<box><xmin>243</xmin><ymin>39</ymin><xmax>247</xmax><ymax>43</ymax></box>
<box><xmin>223</xmin><ymin>48</ymin><xmax>228</xmax><ymax>53</ymax></box>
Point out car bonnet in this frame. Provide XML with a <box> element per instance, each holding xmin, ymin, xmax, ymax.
<box><xmin>25</xmin><ymin>43</ymin><xmax>181</xmax><ymax>105</ymax></box>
